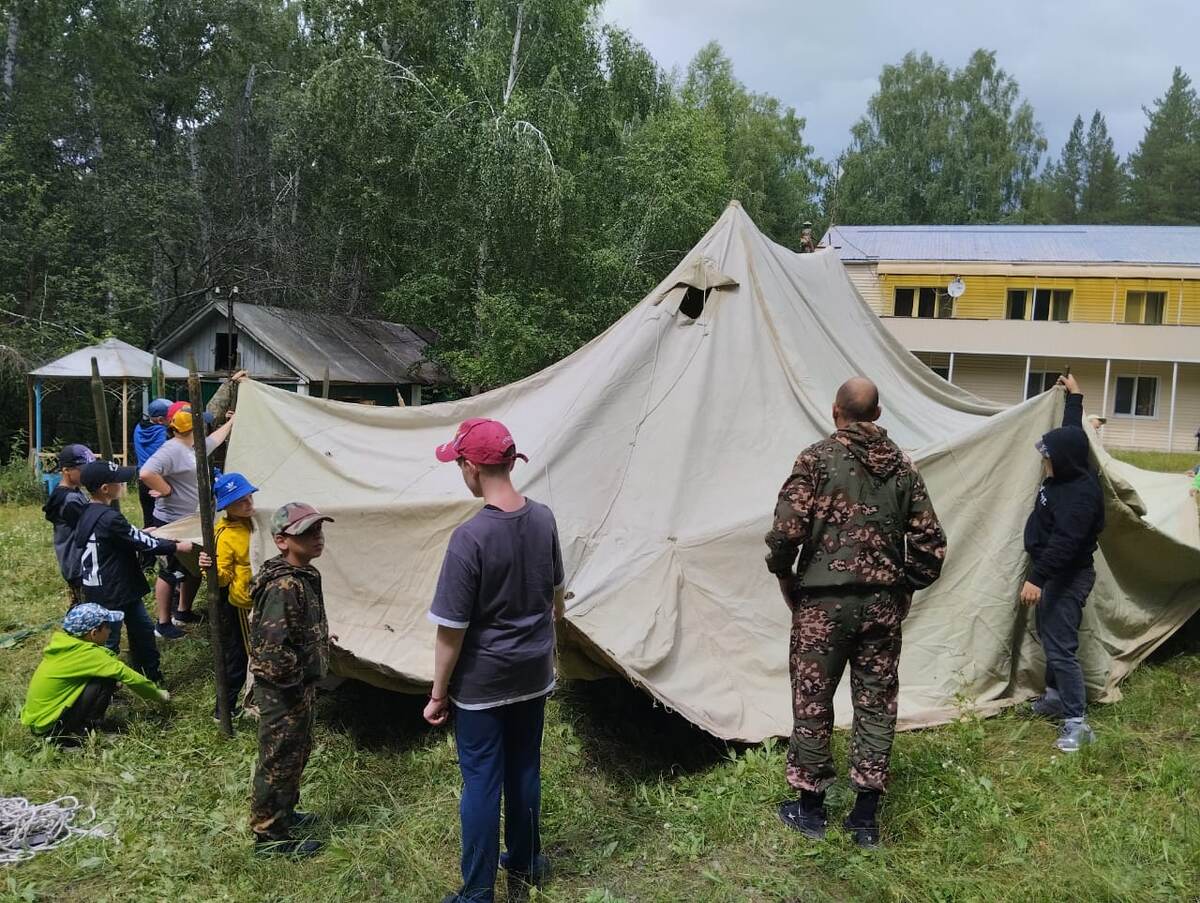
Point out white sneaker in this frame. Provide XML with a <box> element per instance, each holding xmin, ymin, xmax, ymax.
<box><xmin>1055</xmin><ymin>719</ymin><xmax>1095</xmax><ymax>753</ymax></box>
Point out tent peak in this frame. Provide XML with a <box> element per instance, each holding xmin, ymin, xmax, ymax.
<box><xmin>726</xmin><ymin>199</ymin><xmax>743</xmax><ymax>209</ymax></box>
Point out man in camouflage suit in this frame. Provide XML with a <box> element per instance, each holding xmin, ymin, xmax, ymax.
<box><xmin>248</xmin><ymin>502</ymin><xmax>334</xmax><ymax>857</ymax></box>
<box><xmin>798</xmin><ymin>221</ymin><xmax>818</xmax><ymax>253</ymax></box>
<box><xmin>765</xmin><ymin>377</ymin><xmax>946</xmax><ymax>847</ymax></box>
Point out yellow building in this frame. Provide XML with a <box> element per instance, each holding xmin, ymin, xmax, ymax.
<box><xmin>825</xmin><ymin>225</ymin><xmax>1200</xmax><ymax>452</ymax></box>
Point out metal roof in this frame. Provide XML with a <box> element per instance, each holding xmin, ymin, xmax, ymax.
<box><xmin>159</xmin><ymin>302</ymin><xmax>441</xmax><ymax>385</ymax></box>
<box><xmin>824</xmin><ymin>224</ymin><xmax>1200</xmax><ymax>266</ymax></box>
<box><xmin>30</xmin><ymin>338</ymin><xmax>189</xmax><ymax>380</ymax></box>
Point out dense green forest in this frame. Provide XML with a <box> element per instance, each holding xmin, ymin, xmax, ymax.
<box><xmin>1</xmin><ymin>1</ymin><xmax>1198</xmax><ymax>457</ymax></box>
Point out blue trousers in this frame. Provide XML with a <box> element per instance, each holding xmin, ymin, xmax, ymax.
<box><xmin>1036</xmin><ymin>567</ymin><xmax>1095</xmax><ymax>720</ymax></box>
<box><xmin>453</xmin><ymin>695</ymin><xmax>546</xmax><ymax>903</ymax></box>
<box><xmin>104</xmin><ymin>599</ymin><xmax>163</xmax><ymax>683</ymax></box>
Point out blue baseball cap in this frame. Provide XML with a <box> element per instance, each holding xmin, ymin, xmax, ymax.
<box><xmin>63</xmin><ymin>603</ymin><xmax>124</xmax><ymax>637</ymax></box>
<box><xmin>81</xmin><ymin>459</ymin><xmax>137</xmax><ymax>492</ymax></box>
<box><xmin>213</xmin><ymin>471</ymin><xmax>258</xmax><ymax>511</ymax></box>
<box><xmin>58</xmin><ymin>444</ymin><xmax>95</xmax><ymax>469</ymax></box>
<box><xmin>147</xmin><ymin>398</ymin><xmax>171</xmax><ymax>419</ymax></box>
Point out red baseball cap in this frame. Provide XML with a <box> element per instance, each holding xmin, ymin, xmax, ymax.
<box><xmin>435</xmin><ymin>418</ymin><xmax>528</xmax><ymax>465</ymax></box>
<box><xmin>166</xmin><ymin>401</ymin><xmax>190</xmax><ymax>422</ymax></box>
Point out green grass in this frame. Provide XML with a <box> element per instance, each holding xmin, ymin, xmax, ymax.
<box><xmin>1111</xmin><ymin>449</ymin><xmax>1200</xmax><ymax>474</ymax></box>
<box><xmin>3</xmin><ymin>498</ymin><xmax>1199</xmax><ymax>902</ymax></box>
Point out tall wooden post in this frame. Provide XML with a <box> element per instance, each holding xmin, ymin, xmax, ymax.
<box><xmin>190</xmin><ymin>356</ymin><xmax>233</xmax><ymax>737</ymax></box>
<box><xmin>322</xmin><ymin>365</ymin><xmax>330</xmax><ymax>399</ymax></box>
<box><xmin>90</xmin><ymin>358</ymin><xmax>118</xmax><ymax>509</ymax></box>
<box><xmin>90</xmin><ymin>357</ymin><xmax>114</xmax><ymax>460</ymax></box>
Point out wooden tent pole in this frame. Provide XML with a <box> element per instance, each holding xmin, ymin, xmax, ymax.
<box><xmin>190</xmin><ymin>356</ymin><xmax>233</xmax><ymax>737</ymax></box>
<box><xmin>322</xmin><ymin>365</ymin><xmax>330</xmax><ymax>399</ymax></box>
<box><xmin>90</xmin><ymin>358</ymin><xmax>118</xmax><ymax>509</ymax></box>
<box><xmin>90</xmin><ymin>357</ymin><xmax>114</xmax><ymax>460</ymax></box>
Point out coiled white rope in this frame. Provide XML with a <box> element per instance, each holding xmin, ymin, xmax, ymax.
<box><xmin>0</xmin><ymin>796</ymin><xmax>113</xmax><ymax>863</ymax></box>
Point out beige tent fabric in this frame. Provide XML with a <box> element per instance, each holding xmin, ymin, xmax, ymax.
<box><xmin>192</xmin><ymin>201</ymin><xmax>1200</xmax><ymax>742</ymax></box>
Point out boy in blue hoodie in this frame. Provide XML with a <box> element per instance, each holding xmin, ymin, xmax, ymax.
<box><xmin>133</xmin><ymin>398</ymin><xmax>171</xmax><ymax>525</ymax></box>
<box><xmin>1020</xmin><ymin>373</ymin><xmax>1106</xmax><ymax>752</ymax></box>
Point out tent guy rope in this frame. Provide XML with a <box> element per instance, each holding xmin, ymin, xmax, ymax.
<box><xmin>0</xmin><ymin>796</ymin><xmax>113</xmax><ymax>863</ymax></box>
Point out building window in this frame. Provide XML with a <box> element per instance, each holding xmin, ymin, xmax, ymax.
<box><xmin>1030</xmin><ymin>289</ymin><xmax>1071</xmax><ymax>321</ymax></box>
<box><xmin>893</xmin><ymin>287</ymin><xmax>952</xmax><ymax>319</ymax></box>
<box><xmin>1113</xmin><ymin>375</ymin><xmax>1158</xmax><ymax>417</ymax></box>
<box><xmin>1125</xmin><ymin>291</ymin><xmax>1166</xmax><ymax>325</ymax></box>
<box><xmin>215</xmin><ymin>332</ymin><xmax>239</xmax><ymax>371</ymax></box>
<box><xmin>1025</xmin><ymin>370</ymin><xmax>1060</xmax><ymax>399</ymax></box>
<box><xmin>1006</xmin><ymin>289</ymin><xmax>1027</xmax><ymax>319</ymax></box>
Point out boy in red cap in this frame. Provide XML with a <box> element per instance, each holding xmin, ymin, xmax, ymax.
<box><xmin>425</xmin><ymin>419</ymin><xmax>565</xmax><ymax>903</ymax></box>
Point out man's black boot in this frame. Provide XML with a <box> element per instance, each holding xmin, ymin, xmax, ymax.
<box><xmin>843</xmin><ymin>790</ymin><xmax>882</xmax><ymax>848</ymax></box>
<box><xmin>289</xmin><ymin>811</ymin><xmax>320</xmax><ymax>829</ymax></box>
<box><xmin>778</xmin><ymin>789</ymin><xmax>828</xmax><ymax>839</ymax></box>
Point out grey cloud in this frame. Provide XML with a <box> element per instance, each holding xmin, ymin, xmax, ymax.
<box><xmin>603</xmin><ymin>0</ymin><xmax>1200</xmax><ymax>164</ymax></box>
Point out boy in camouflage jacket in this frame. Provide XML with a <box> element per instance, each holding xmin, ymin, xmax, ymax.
<box><xmin>247</xmin><ymin>502</ymin><xmax>334</xmax><ymax>857</ymax></box>
<box><xmin>766</xmin><ymin>378</ymin><xmax>947</xmax><ymax>847</ymax></box>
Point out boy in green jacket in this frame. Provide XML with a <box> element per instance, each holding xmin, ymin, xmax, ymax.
<box><xmin>20</xmin><ymin>603</ymin><xmax>171</xmax><ymax>745</ymax></box>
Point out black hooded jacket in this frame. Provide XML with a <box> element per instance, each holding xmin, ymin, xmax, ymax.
<box><xmin>43</xmin><ymin>484</ymin><xmax>88</xmax><ymax>583</ymax></box>
<box><xmin>1022</xmin><ymin>393</ymin><xmax>1105</xmax><ymax>586</ymax></box>
<box><xmin>72</xmin><ymin>502</ymin><xmax>179</xmax><ymax>607</ymax></box>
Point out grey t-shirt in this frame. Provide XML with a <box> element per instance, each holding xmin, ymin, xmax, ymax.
<box><xmin>428</xmin><ymin>499</ymin><xmax>564</xmax><ymax>709</ymax></box>
<box><xmin>142</xmin><ymin>436</ymin><xmax>219</xmax><ymax>523</ymax></box>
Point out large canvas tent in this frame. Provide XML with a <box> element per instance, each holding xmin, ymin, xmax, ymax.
<box><xmin>207</xmin><ymin>202</ymin><xmax>1200</xmax><ymax>742</ymax></box>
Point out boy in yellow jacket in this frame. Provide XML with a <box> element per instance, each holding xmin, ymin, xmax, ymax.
<box><xmin>199</xmin><ymin>472</ymin><xmax>258</xmax><ymax>717</ymax></box>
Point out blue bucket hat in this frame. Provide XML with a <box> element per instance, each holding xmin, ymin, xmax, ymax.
<box><xmin>214</xmin><ymin>471</ymin><xmax>259</xmax><ymax>512</ymax></box>
<box><xmin>63</xmin><ymin>603</ymin><xmax>124</xmax><ymax>637</ymax></box>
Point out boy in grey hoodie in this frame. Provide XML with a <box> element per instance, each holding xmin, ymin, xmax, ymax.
<box><xmin>42</xmin><ymin>444</ymin><xmax>94</xmax><ymax>602</ymax></box>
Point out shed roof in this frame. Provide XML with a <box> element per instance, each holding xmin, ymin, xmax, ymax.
<box><xmin>159</xmin><ymin>302</ymin><xmax>440</xmax><ymax>385</ymax></box>
<box><xmin>824</xmin><ymin>224</ymin><xmax>1200</xmax><ymax>267</ymax></box>
<box><xmin>30</xmin><ymin>338</ymin><xmax>189</xmax><ymax>380</ymax></box>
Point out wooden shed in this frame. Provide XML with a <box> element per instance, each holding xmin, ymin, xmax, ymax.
<box><xmin>156</xmin><ymin>302</ymin><xmax>441</xmax><ymax>405</ymax></box>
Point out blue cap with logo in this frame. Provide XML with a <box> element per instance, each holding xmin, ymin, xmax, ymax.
<box><xmin>57</xmin><ymin>444</ymin><xmax>95</xmax><ymax>469</ymax></box>
<box><xmin>147</xmin><ymin>398</ymin><xmax>171</xmax><ymax>419</ymax></box>
<box><xmin>63</xmin><ymin>603</ymin><xmax>124</xmax><ymax>637</ymax></box>
<box><xmin>213</xmin><ymin>471</ymin><xmax>259</xmax><ymax>512</ymax></box>
<box><xmin>81</xmin><ymin>459</ymin><xmax>138</xmax><ymax>492</ymax></box>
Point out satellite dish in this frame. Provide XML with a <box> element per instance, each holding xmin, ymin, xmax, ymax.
<box><xmin>947</xmin><ymin>277</ymin><xmax>966</xmax><ymax>298</ymax></box>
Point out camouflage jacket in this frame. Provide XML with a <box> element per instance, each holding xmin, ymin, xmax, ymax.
<box><xmin>248</xmin><ymin>554</ymin><xmax>330</xmax><ymax>689</ymax></box>
<box><xmin>764</xmin><ymin>422</ymin><xmax>947</xmax><ymax>591</ymax></box>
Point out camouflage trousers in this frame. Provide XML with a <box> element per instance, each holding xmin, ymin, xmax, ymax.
<box><xmin>787</xmin><ymin>587</ymin><xmax>906</xmax><ymax>794</ymax></box>
<box><xmin>250</xmin><ymin>681</ymin><xmax>316</xmax><ymax>839</ymax></box>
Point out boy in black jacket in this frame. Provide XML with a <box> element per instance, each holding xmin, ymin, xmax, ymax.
<box><xmin>1019</xmin><ymin>374</ymin><xmax>1105</xmax><ymax>752</ymax></box>
<box><xmin>43</xmin><ymin>444</ymin><xmax>93</xmax><ymax>602</ymax></box>
<box><xmin>73</xmin><ymin>460</ymin><xmax>194</xmax><ymax>683</ymax></box>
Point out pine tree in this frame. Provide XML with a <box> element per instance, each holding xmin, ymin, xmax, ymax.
<box><xmin>1079</xmin><ymin>111</ymin><xmax>1125</xmax><ymax>222</ymax></box>
<box><xmin>1128</xmin><ymin>67</ymin><xmax>1200</xmax><ymax>224</ymax></box>
<box><xmin>1042</xmin><ymin>115</ymin><xmax>1086</xmax><ymax>222</ymax></box>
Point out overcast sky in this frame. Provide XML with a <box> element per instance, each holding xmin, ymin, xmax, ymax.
<box><xmin>602</xmin><ymin>0</ymin><xmax>1199</xmax><ymax>166</ymax></box>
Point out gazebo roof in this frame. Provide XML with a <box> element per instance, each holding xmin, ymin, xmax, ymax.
<box><xmin>29</xmin><ymin>338</ymin><xmax>189</xmax><ymax>380</ymax></box>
